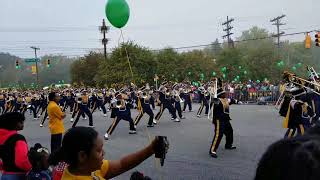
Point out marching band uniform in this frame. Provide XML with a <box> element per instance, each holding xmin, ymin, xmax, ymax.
<box><xmin>15</xmin><ymin>94</ymin><xmax>24</xmax><ymax>112</ymax></box>
<box><xmin>72</xmin><ymin>91</ymin><xmax>94</xmax><ymax>127</ymax></box>
<box><xmin>134</xmin><ymin>91</ymin><xmax>155</xmax><ymax>127</ymax></box>
<box><xmin>283</xmin><ymin>88</ymin><xmax>315</xmax><ymax>138</ymax></box>
<box><xmin>197</xmin><ymin>89</ymin><xmax>210</xmax><ymax>117</ymax></box>
<box><xmin>155</xmin><ymin>88</ymin><xmax>179</xmax><ymax>123</ymax></box>
<box><xmin>70</xmin><ymin>93</ymin><xmax>85</xmax><ymax>122</ymax></box>
<box><xmin>104</xmin><ymin>94</ymin><xmax>136</xmax><ymax>140</ymax></box>
<box><xmin>172</xmin><ymin>90</ymin><xmax>185</xmax><ymax>120</ymax></box>
<box><xmin>0</xmin><ymin>93</ymin><xmax>5</xmax><ymax>114</ymax></box>
<box><xmin>91</xmin><ymin>91</ymin><xmax>107</xmax><ymax>116</ymax></box>
<box><xmin>209</xmin><ymin>88</ymin><xmax>237</xmax><ymax>158</ymax></box>
<box><xmin>182</xmin><ymin>89</ymin><xmax>193</xmax><ymax>112</ymax></box>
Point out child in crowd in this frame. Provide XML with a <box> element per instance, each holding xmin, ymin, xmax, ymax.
<box><xmin>130</xmin><ymin>171</ymin><xmax>152</xmax><ymax>180</ymax></box>
<box><xmin>26</xmin><ymin>143</ymin><xmax>51</xmax><ymax>180</ymax></box>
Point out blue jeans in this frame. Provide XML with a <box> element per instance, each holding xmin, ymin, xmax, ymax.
<box><xmin>1</xmin><ymin>174</ymin><xmax>25</xmax><ymax>180</ymax></box>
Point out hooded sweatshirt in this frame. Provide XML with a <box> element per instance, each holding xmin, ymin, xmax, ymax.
<box><xmin>0</xmin><ymin>128</ymin><xmax>31</xmax><ymax>172</ymax></box>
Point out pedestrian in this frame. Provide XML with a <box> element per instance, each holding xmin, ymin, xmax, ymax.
<box><xmin>0</xmin><ymin>112</ymin><xmax>31</xmax><ymax>180</ymax></box>
<box><xmin>47</xmin><ymin>92</ymin><xmax>66</xmax><ymax>153</ymax></box>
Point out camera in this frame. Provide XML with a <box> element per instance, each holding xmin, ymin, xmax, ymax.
<box><xmin>154</xmin><ymin>136</ymin><xmax>169</xmax><ymax>166</ymax></box>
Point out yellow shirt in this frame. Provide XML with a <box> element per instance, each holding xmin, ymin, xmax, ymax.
<box><xmin>47</xmin><ymin>101</ymin><xmax>65</xmax><ymax>135</ymax></box>
<box><xmin>61</xmin><ymin>160</ymin><xmax>109</xmax><ymax>180</ymax></box>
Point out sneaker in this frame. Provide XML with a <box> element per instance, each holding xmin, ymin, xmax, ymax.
<box><xmin>183</xmin><ymin>110</ymin><xmax>186</xmax><ymax>113</ymax></box>
<box><xmin>70</xmin><ymin>118</ymin><xmax>74</xmax><ymax>122</ymax></box>
<box><xmin>89</xmin><ymin>125</ymin><xmax>95</xmax><ymax>128</ymax></box>
<box><xmin>37</xmin><ymin>114</ymin><xmax>41</xmax><ymax>118</ymax></box>
<box><xmin>39</xmin><ymin>124</ymin><xmax>43</xmax><ymax>127</ymax></box>
<box><xmin>147</xmin><ymin>124</ymin><xmax>154</xmax><ymax>127</ymax></box>
<box><xmin>180</xmin><ymin>116</ymin><xmax>186</xmax><ymax>119</ymax></box>
<box><xmin>129</xmin><ymin>130</ymin><xmax>137</xmax><ymax>134</ymax></box>
<box><xmin>197</xmin><ymin>115</ymin><xmax>201</xmax><ymax>118</ymax></box>
<box><xmin>171</xmin><ymin>117</ymin><xmax>174</xmax><ymax>120</ymax></box>
<box><xmin>107</xmin><ymin>109</ymin><xmax>110</xmax><ymax>112</ymax></box>
<box><xmin>225</xmin><ymin>146</ymin><xmax>237</xmax><ymax>150</ymax></box>
<box><xmin>82</xmin><ymin>117</ymin><xmax>87</xmax><ymax>120</ymax></box>
<box><xmin>134</xmin><ymin>125</ymin><xmax>137</xmax><ymax>129</ymax></box>
<box><xmin>210</xmin><ymin>152</ymin><xmax>218</xmax><ymax>158</ymax></box>
<box><xmin>153</xmin><ymin>120</ymin><xmax>157</xmax><ymax>125</ymax></box>
<box><xmin>33</xmin><ymin>118</ymin><xmax>38</xmax><ymax>120</ymax></box>
<box><xmin>70</xmin><ymin>111</ymin><xmax>73</xmax><ymax>114</ymax></box>
<box><xmin>174</xmin><ymin>118</ymin><xmax>180</xmax><ymax>122</ymax></box>
<box><xmin>103</xmin><ymin>114</ymin><xmax>107</xmax><ymax>117</ymax></box>
<box><xmin>104</xmin><ymin>133</ymin><xmax>109</xmax><ymax>140</ymax></box>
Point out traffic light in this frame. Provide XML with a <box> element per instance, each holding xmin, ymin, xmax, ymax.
<box><xmin>305</xmin><ymin>33</ymin><xmax>311</xmax><ymax>49</ymax></box>
<box><xmin>47</xmin><ymin>59</ymin><xmax>51</xmax><ymax>68</ymax></box>
<box><xmin>15</xmin><ymin>60</ymin><xmax>20</xmax><ymax>69</ymax></box>
<box><xmin>315</xmin><ymin>32</ymin><xmax>320</xmax><ymax>47</ymax></box>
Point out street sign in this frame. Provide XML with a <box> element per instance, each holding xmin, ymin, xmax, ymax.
<box><xmin>24</xmin><ymin>58</ymin><xmax>40</xmax><ymax>63</ymax></box>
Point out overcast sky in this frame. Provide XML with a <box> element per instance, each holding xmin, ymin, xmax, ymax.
<box><xmin>0</xmin><ymin>0</ymin><xmax>319</xmax><ymax>58</ymax></box>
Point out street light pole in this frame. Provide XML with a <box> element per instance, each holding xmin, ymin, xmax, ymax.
<box><xmin>30</xmin><ymin>46</ymin><xmax>40</xmax><ymax>87</ymax></box>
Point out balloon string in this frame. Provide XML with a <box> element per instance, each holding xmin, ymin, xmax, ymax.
<box><xmin>120</xmin><ymin>29</ymin><xmax>135</xmax><ymax>83</ymax></box>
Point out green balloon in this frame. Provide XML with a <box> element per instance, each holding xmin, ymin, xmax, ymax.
<box><xmin>106</xmin><ymin>0</ymin><xmax>130</xmax><ymax>28</ymax></box>
<box><xmin>244</xmin><ymin>71</ymin><xmax>247</xmax><ymax>75</ymax></box>
<box><xmin>292</xmin><ymin>66</ymin><xmax>297</xmax><ymax>71</ymax></box>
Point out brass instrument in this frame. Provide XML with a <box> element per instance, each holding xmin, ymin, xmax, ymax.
<box><xmin>283</xmin><ymin>71</ymin><xmax>320</xmax><ymax>95</ymax></box>
<box><xmin>172</xmin><ymin>89</ymin><xmax>184</xmax><ymax>103</ymax></box>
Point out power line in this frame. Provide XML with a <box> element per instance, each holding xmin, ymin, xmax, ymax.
<box><xmin>153</xmin><ymin>29</ymin><xmax>320</xmax><ymax>51</ymax></box>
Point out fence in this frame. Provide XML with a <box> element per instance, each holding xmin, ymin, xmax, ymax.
<box><xmin>226</xmin><ymin>90</ymin><xmax>280</xmax><ymax>104</ymax></box>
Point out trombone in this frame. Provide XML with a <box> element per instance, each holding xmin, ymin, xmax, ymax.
<box><xmin>284</xmin><ymin>71</ymin><xmax>320</xmax><ymax>96</ymax></box>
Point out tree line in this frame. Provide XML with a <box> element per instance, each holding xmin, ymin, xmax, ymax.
<box><xmin>70</xmin><ymin>26</ymin><xmax>320</xmax><ymax>87</ymax></box>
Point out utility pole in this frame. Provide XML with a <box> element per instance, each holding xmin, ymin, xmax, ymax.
<box><xmin>222</xmin><ymin>16</ymin><xmax>234</xmax><ymax>48</ymax></box>
<box><xmin>30</xmin><ymin>46</ymin><xmax>40</xmax><ymax>87</ymax></box>
<box><xmin>270</xmin><ymin>15</ymin><xmax>286</xmax><ymax>49</ymax></box>
<box><xmin>100</xmin><ymin>19</ymin><xmax>109</xmax><ymax>61</ymax></box>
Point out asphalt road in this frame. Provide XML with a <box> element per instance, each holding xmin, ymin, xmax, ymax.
<box><xmin>22</xmin><ymin>104</ymin><xmax>285</xmax><ymax>180</ymax></box>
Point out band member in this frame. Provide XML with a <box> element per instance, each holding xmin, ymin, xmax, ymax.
<box><xmin>182</xmin><ymin>88</ymin><xmax>193</xmax><ymax>112</ymax></box>
<box><xmin>0</xmin><ymin>92</ymin><xmax>5</xmax><ymax>114</ymax></box>
<box><xmin>283</xmin><ymin>87</ymin><xmax>315</xmax><ymax>138</ymax></box>
<box><xmin>91</xmin><ymin>90</ymin><xmax>107</xmax><ymax>117</ymax></box>
<box><xmin>149</xmin><ymin>90</ymin><xmax>156</xmax><ymax>110</ymax></box>
<box><xmin>15</xmin><ymin>93</ymin><xmax>24</xmax><ymax>112</ymax></box>
<box><xmin>172</xmin><ymin>88</ymin><xmax>185</xmax><ymax>120</ymax></box>
<box><xmin>71</xmin><ymin>90</ymin><xmax>93</xmax><ymax>127</ymax></box>
<box><xmin>70</xmin><ymin>93</ymin><xmax>84</xmax><ymax>122</ymax></box>
<box><xmin>155</xmin><ymin>86</ymin><xmax>179</xmax><ymax>123</ymax></box>
<box><xmin>197</xmin><ymin>87</ymin><xmax>210</xmax><ymax>117</ymax></box>
<box><xmin>209</xmin><ymin>88</ymin><xmax>237</xmax><ymax>158</ymax></box>
<box><xmin>104</xmin><ymin>93</ymin><xmax>136</xmax><ymax>140</ymax></box>
<box><xmin>134</xmin><ymin>90</ymin><xmax>155</xmax><ymax>127</ymax></box>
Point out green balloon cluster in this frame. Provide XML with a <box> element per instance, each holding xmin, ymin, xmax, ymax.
<box><xmin>277</xmin><ymin>60</ymin><xmax>285</xmax><ymax>67</ymax></box>
<box><xmin>106</xmin><ymin>0</ymin><xmax>130</xmax><ymax>28</ymax></box>
<box><xmin>221</xmin><ymin>67</ymin><xmax>227</xmax><ymax>72</ymax></box>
